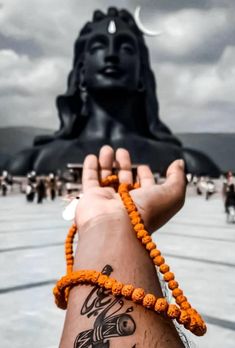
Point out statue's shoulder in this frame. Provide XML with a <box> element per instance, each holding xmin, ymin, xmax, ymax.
<box><xmin>182</xmin><ymin>147</ymin><xmax>220</xmax><ymax>177</ymax></box>
<box><xmin>30</xmin><ymin>139</ymin><xmax>86</xmax><ymax>174</ymax></box>
<box><xmin>6</xmin><ymin>147</ymin><xmax>40</xmax><ymax>176</ymax></box>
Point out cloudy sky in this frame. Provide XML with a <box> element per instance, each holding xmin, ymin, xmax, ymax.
<box><xmin>0</xmin><ymin>0</ymin><xmax>234</xmax><ymax>132</ymax></box>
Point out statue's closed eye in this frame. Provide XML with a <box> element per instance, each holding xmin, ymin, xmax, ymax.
<box><xmin>88</xmin><ymin>35</ymin><xmax>108</xmax><ymax>53</ymax></box>
<box><xmin>120</xmin><ymin>43</ymin><xmax>135</xmax><ymax>55</ymax></box>
<box><xmin>89</xmin><ymin>42</ymin><xmax>106</xmax><ymax>53</ymax></box>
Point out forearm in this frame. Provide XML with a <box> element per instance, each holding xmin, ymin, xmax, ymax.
<box><xmin>60</xmin><ymin>212</ymin><xmax>184</xmax><ymax>348</ymax></box>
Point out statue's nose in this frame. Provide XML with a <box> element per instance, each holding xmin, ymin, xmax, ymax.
<box><xmin>105</xmin><ymin>38</ymin><xmax>119</xmax><ymax>64</ymax></box>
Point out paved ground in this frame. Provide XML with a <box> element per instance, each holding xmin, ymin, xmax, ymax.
<box><xmin>0</xmin><ymin>182</ymin><xmax>235</xmax><ymax>347</ymax></box>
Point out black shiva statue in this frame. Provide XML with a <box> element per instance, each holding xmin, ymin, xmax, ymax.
<box><xmin>7</xmin><ymin>7</ymin><xmax>220</xmax><ymax>176</ymax></box>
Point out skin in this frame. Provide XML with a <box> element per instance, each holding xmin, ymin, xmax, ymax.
<box><xmin>59</xmin><ymin>145</ymin><xmax>187</xmax><ymax>348</ymax></box>
<box><xmin>75</xmin><ymin>145</ymin><xmax>186</xmax><ymax>233</ymax></box>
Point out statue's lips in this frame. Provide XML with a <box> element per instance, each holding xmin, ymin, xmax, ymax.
<box><xmin>100</xmin><ymin>66</ymin><xmax>122</xmax><ymax>77</ymax></box>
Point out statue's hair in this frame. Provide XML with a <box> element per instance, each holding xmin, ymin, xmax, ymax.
<box><xmin>36</xmin><ymin>7</ymin><xmax>181</xmax><ymax>146</ymax></box>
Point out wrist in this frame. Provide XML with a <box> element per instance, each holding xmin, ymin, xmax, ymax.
<box><xmin>76</xmin><ymin>209</ymin><xmax>128</xmax><ymax>235</ymax></box>
<box><xmin>73</xmin><ymin>210</ymin><xmax>134</xmax><ymax>270</ymax></box>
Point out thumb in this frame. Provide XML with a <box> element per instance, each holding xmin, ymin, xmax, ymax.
<box><xmin>162</xmin><ymin>159</ymin><xmax>186</xmax><ymax>213</ymax></box>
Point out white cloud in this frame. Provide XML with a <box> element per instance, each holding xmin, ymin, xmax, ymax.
<box><xmin>0</xmin><ymin>48</ymin><xmax>68</xmax><ymax>128</ymax></box>
<box><xmin>147</xmin><ymin>6</ymin><xmax>234</xmax><ymax>62</ymax></box>
<box><xmin>145</xmin><ymin>5</ymin><xmax>235</xmax><ymax>132</ymax></box>
<box><xmin>0</xmin><ymin>50</ymin><xmax>59</xmax><ymax>92</ymax></box>
<box><xmin>155</xmin><ymin>46</ymin><xmax>235</xmax><ymax>132</ymax></box>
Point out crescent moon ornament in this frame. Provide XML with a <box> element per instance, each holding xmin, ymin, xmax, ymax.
<box><xmin>134</xmin><ymin>6</ymin><xmax>162</xmax><ymax>37</ymax></box>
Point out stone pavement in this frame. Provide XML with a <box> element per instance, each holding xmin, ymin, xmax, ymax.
<box><xmin>0</xmin><ymin>183</ymin><xmax>235</xmax><ymax>348</ymax></box>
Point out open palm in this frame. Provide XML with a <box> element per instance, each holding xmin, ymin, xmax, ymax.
<box><xmin>75</xmin><ymin>146</ymin><xmax>186</xmax><ymax>233</ymax></box>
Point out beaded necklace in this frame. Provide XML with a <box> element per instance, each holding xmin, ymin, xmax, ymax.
<box><xmin>53</xmin><ymin>175</ymin><xmax>206</xmax><ymax>336</ymax></box>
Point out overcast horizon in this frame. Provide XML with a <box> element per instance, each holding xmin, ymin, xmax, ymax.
<box><xmin>0</xmin><ymin>0</ymin><xmax>234</xmax><ymax>133</ymax></box>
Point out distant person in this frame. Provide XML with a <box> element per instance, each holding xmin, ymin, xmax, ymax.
<box><xmin>56</xmin><ymin>170</ymin><xmax>64</xmax><ymax>196</ymax></box>
<box><xmin>226</xmin><ymin>171</ymin><xmax>234</xmax><ymax>186</ymax></box>
<box><xmin>1</xmin><ymin>170</ymin><xmax>9</xmax><ymax>196</ymax></box>
<box><xmin>36</xmin><ymin>178</ymin><xmax>46</xmax><ymax>204</ymax></box>
<box><xmin>26</xmin><ymin>171</ymin><xmax>37</xmax><ymax>202</ymax></box>
<box><xmin>57</xmin><ymin>178</ymin><xmax>63</xmax><ymax>196</ymax></box>
<box><xmin>26</xmin><ymin>182</ymin><xmax>35</xmax><ymax>202</ymax></box>
<box><xmin>225</xmin><ymin>184</ymin><xmax>235</xmax><ymax>213</ymax></box>
<box><xmin>47</xmin><ymin>173</ymin><xmax>56</xmax><ymax>200</ymax></box>
<box><xmin>222</xmin><ymin>174</ymin><xmax>228</xmax><ymax>199</ymax></box>
<box><xmin>196</xmin><ymin>177</ymin><xmax>203</xmax><ymax>195</ymax></box>
<box><xmin>205</xmin><ymin>179</ymin><xmax>215</xmax><ymax>200</ymax></box>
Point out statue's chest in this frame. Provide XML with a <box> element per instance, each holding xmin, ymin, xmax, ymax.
<box><xmin>34</xmin><ymin>136</ymin><xmax>182</xmax><ymax>174</ymax></box>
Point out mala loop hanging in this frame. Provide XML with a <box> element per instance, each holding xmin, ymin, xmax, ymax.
<box><xmin>53</xmin><ymin>175</ymin><xmax>207</xmax><ymax>337</ymax></box>
<box><xmin>65</xmin><ymin>223</ymin><xmax>77</xmax><ymax>274</ymax></box>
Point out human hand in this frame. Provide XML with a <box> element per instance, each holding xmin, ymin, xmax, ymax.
<box><xmin>75</xmin><ymin>145</ymin><xmax>186</xmax><ymax>232</ymax></box>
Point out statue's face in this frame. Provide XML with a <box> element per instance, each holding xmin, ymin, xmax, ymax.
<box><xmin>82</xmin><ymin>18</ymin><xmax>141</xmax><ymax>93</ymax></box>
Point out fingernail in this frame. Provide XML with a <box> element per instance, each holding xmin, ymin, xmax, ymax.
<box><xmin>178</xmin><ymin>159</ymin><xmax>185</xmax><ymax>170</ymax></box>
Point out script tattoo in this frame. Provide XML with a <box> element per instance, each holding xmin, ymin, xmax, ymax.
<box><xmin>74</xmin><ymin>265</ymin><xmax>136</xmax><ymax>347</ymax></box>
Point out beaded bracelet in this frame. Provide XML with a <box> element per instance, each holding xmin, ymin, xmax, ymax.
<box><xmin>53</xmin><ymin>175</ymin><xmax>207</xmax><ymax>336</ymax></box>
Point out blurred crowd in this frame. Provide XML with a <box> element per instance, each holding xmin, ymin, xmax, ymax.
<box><xmin>0</xmin><ymin>169</ymin><xmax>73</xmax><ymax>204</ymax></box>
<box><xmin>1</xmin><ymin>168</ymin><xmax>235</xmax><ymax>223</ymax></box>
<box><xmin>24</xmin><ymin>171</ymin><xmax>62</xmax><ymax>203</ymax></box>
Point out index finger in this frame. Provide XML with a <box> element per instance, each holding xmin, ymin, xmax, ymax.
<box><xmin>82</xmin><ymin>154</ymin><xmax>99</xmax><ymax>192</ymax></box>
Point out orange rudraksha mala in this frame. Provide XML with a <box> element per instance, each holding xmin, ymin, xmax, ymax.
<box><xmin>53</xmin><ymin>175</ymin><xmax>207</xmax><ymax>337</ymax></box>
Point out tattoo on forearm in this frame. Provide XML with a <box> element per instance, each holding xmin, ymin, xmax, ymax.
<box><xmin>74</xmin><ymin>265</ymin><xmax>136</xmax><ymax>347</ymax></box>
